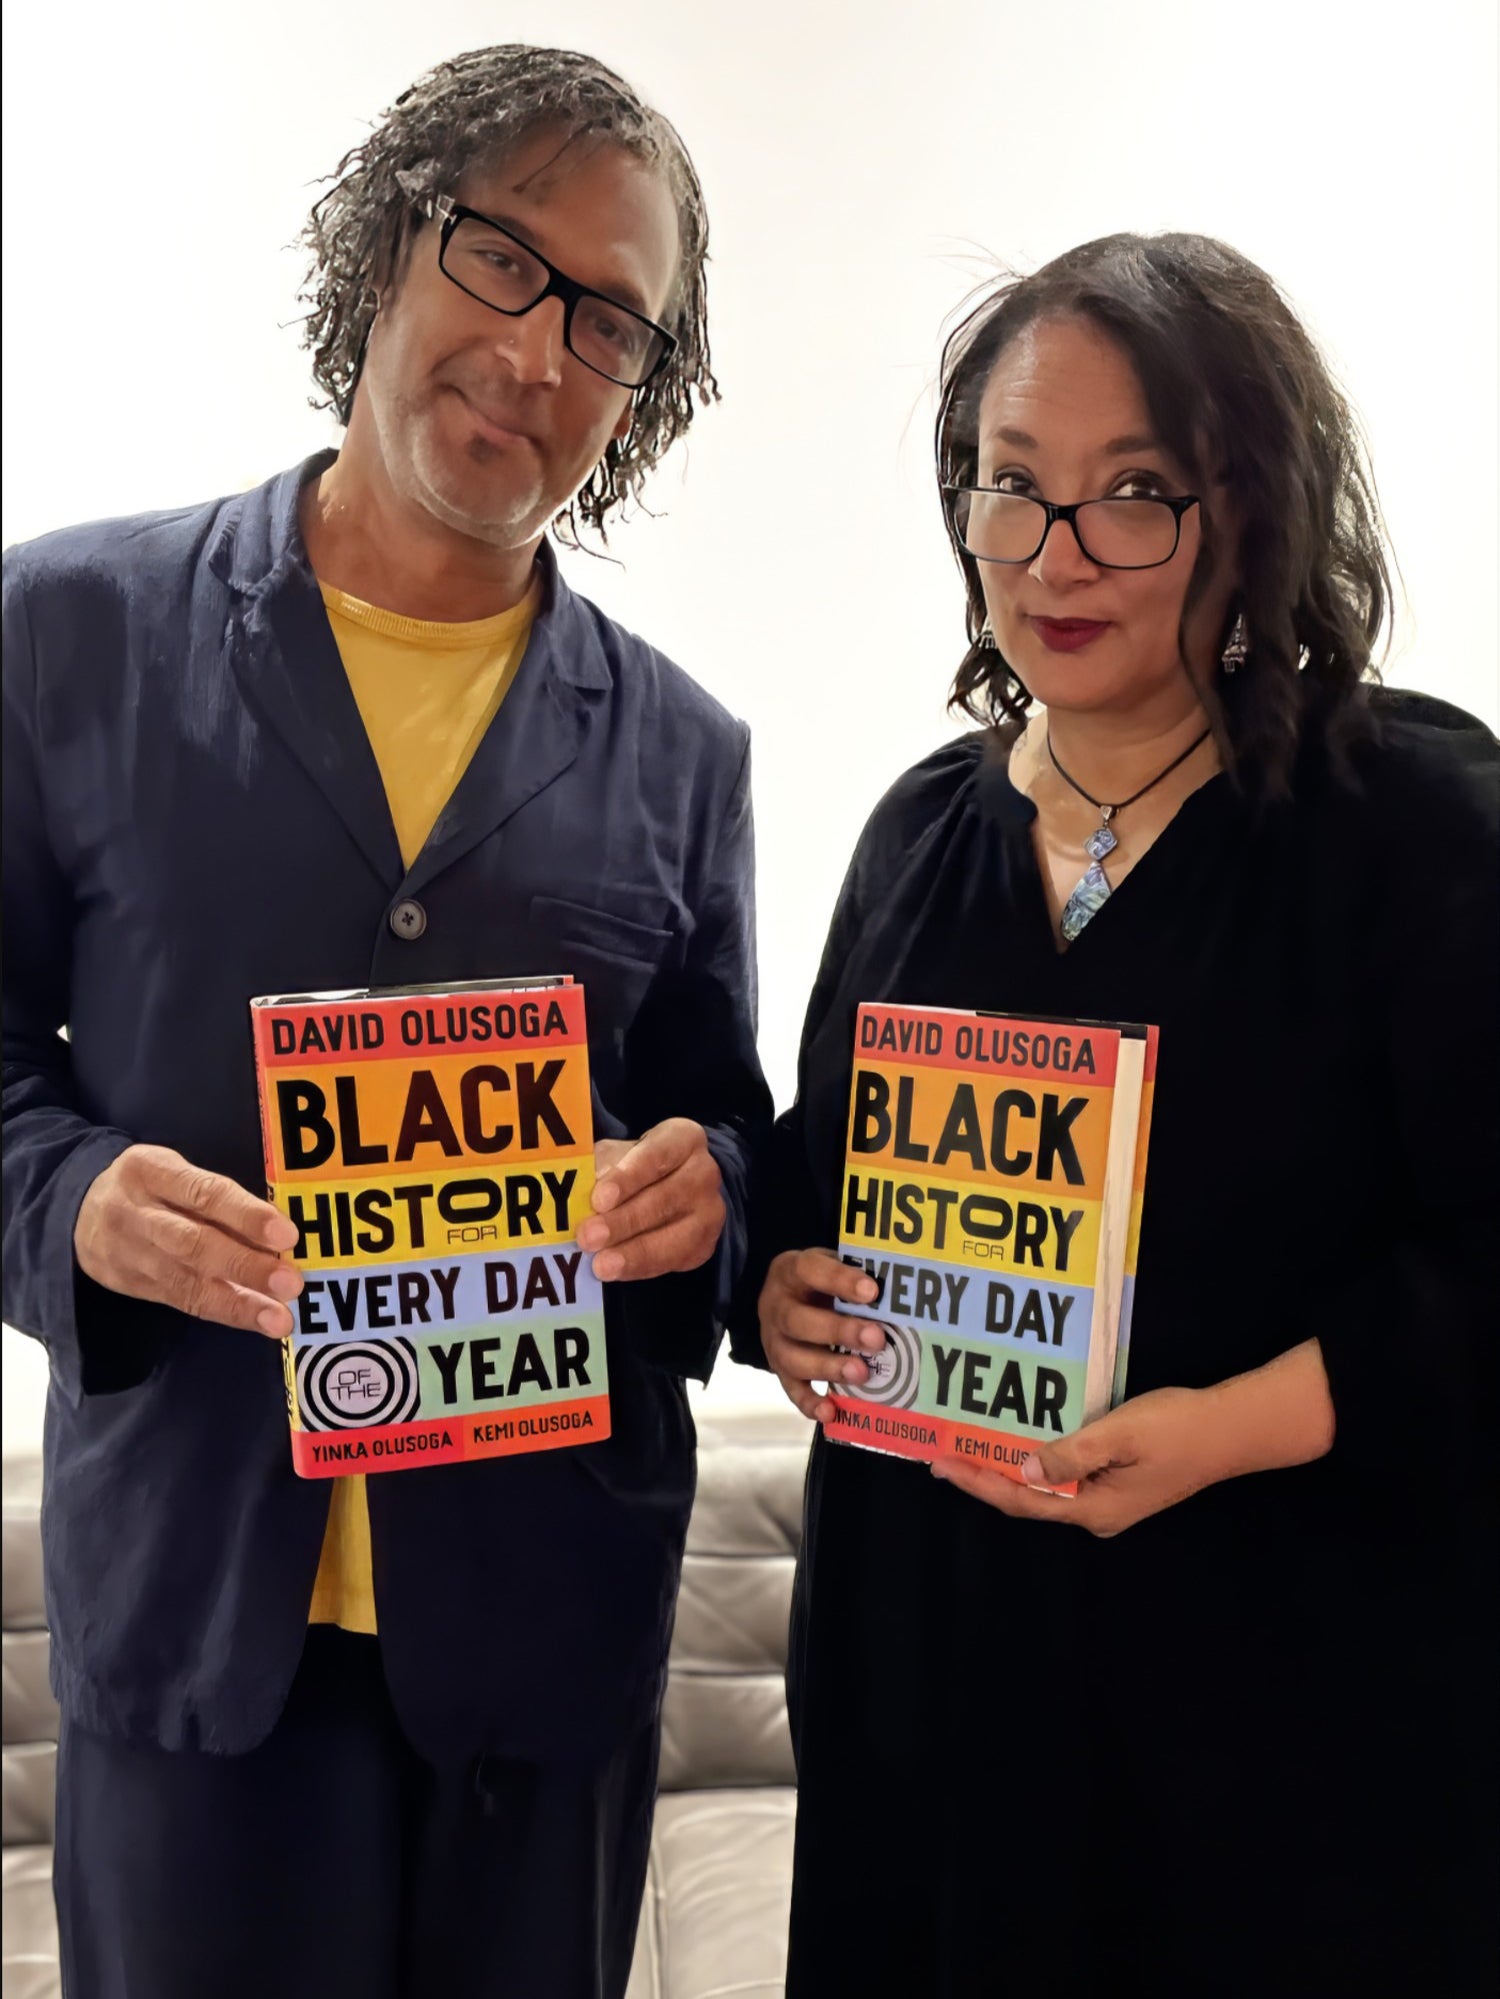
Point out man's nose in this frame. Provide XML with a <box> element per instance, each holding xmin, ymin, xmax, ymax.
<box><xmin>1029</xmin><ymin>512</ymin><xmax>1100</xmax><ymax>588</ymax></box>
<box><xmin>493</xmin><ymin>294</ymin><xmax>567</xmax><ymax>387</ymax></box>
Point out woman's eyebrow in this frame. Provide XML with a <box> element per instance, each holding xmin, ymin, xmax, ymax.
<box><xmin>983</xmin><ymin>427</ymin><xmax>1165</xmax><ymax>455</ymax></box>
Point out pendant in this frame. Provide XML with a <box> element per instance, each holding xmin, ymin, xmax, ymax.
<box><xmin>1084</xmin><ymin>820</ymin><xmax>1118</xmax><ymax>863</ymax></box>
<box><xmin>1060</xmin><ymin>811</ymin><xmax>1116</xmax><ymax>943</ymax></box>
<box><xmin>1060</xmin><ymin>861</ymin><xmax>1111</xmax><ymax>942</ymax></box>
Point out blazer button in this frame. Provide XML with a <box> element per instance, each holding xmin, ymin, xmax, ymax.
<box><xmin>390</xmin><ymin>898</ymin><xmax>427</xmax><ymax>941</ymax></box>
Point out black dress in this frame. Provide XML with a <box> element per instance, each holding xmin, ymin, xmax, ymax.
<box><xmin>735</xmin><ymin>690</ymin><xmax>1499</xmax><ymax>1997</ymax></box>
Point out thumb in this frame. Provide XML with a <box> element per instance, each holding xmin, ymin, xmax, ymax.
<box><xmin>1022</xmin><ymin>1412</ymin><xmax>1126</xmax><ymax>1488</ymax></box>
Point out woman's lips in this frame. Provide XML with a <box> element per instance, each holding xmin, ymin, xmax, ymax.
<box><xmin>1030</xmin><ymin>617</ymin><xmax>1110</xmax><ymax>653</ymax></box>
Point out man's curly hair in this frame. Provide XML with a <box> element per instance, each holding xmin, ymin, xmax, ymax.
<box><xmin>299</xmin><ymin>45</ymin><xmax>718</xmax><ymax>544</ymax></box>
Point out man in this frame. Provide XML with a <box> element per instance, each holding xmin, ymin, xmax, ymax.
<box><xmin>2</xmin><ymin>45</ymin><xmax>769</xmax><ymax>1999</ymax></box>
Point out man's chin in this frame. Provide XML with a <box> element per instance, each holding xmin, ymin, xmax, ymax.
<box><xmin>408</xmin><ymin>456</ymin><xmax>550</xmax><ymax>550</ymax></box>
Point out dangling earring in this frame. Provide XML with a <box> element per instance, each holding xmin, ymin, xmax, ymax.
<box><xmin>978</xmin><ymin>622</ymin><xmax>998</xmax><ymax>651</ymax></box>
<box><xmin>1220</xmin><ymin>612</ymin><xmax>1249</xmax><ymax>675</ymax></box>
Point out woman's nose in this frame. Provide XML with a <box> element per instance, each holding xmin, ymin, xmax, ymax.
<box><xmin>1029</xmin><ymin>513</ymin><xmax>1100</xmax><ymax>588</ymax></box>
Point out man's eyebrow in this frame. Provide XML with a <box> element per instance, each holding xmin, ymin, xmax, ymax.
<box><xmin>466</xmin><ymin>204</ymin><xmax>654</xmax><ymax>319</ymax></box>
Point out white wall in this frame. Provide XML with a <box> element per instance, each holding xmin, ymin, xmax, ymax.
<box><xmin>3</xmin><ymin>0</ymin><xmax>1496</xmax><ymax>1425</ymax></box>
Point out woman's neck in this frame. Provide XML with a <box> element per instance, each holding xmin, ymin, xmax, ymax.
<box><xmin>1030</xmin><ymin>699</ymin><xmax>1217</xmax><ymax>806</ymax></box>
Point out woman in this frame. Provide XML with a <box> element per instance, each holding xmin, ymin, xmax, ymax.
<box><xmin>738</xmin><ymin>234</ymin><xmax>1497</xmax><ymax>1995</ymax></box>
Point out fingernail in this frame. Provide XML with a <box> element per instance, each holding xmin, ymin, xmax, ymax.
<box><xmin>840</xmin><ymin>1359</ymin><xmax>866</xmax><ymax>1384</ymax></box>
<box><xmin>257</xmin><ymin>1306</ymin><xmax>287</xmax><ymax>1337</ymax></box>
<box><xmin>267</xmin><ymin>1267</ymin><xmax>302</xmax><ymax>1300</ymax></box>
<box><xmin>592</xmin><ymin>1181</ymin><xmax>620</xmax><ymax>1213</ymax></box>
<box><xmin>814</xmin><ymin>1401</ymin><xmax>833</xmax><ymax>1423</ymax></box>
<box><xmin>856</xmin><ymin>1279</ymin><xmax>878</xmax><ymax>1302</ymax></box>
<box><xmin>593</xmin><ymin>1251</ymin><xmax>624</xmax><ymax>1281</ymax></box>
<box><xmin>1020</xmin><ymin>1455</ymin><xmax>1046</xmax><ymax>1485</ymax></box>
<box><xmin>929</xmin><ymin>1460</ymin><xmax>950</xmax><ymax>1481</ymax></box>
<box><xmin>858</xmin><ymin>1324</ymin><xmax>886</xmax><ymax>1351</ymax></box>
<box><xmin>576</xmin><ymin>1219</ymin><xmax>608</xmax><ymax>1250</ymax></box>
<box><xmin>265</xmin><ymin>1217</ymin><xmax>298</xmax><ymax>1249</ymax></box>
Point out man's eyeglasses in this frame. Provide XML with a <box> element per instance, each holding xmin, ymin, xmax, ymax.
<box><xmin>425</xmin><ymin>195</ymin><xmax>676</xmax><ymax>391</ymax></box>
<box><xmin>945</xmin><ymin>487</ymin><xmax>1201</xmax><ymax>571</ymax></box>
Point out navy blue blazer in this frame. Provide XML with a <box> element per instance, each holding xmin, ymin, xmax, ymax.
<box><xmin>2</xmin><ymin>454</ymin><xmax>772</xmax><ymax>1765</ymax></box>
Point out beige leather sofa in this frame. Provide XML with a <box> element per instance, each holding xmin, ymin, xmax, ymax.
<box><xmin>1</xmin><ymin>1401</ymin><xmax>809</xmax><ymax>1999</ymax></box>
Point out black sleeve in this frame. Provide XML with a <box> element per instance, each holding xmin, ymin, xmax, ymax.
<box><xmin>1</xmin><ymin>553</ymin><xmax>140</xmax><ymax>1401</ymax></box>
<box><xmin>1300</xmin><ymin>706</ymin><xmax>1500</xmax><ymax>1501</ymax></box>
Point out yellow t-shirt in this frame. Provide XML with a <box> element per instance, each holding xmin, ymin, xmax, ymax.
<box><xmin>306</xmin><ymin>576</ymin><xmax>538</xmax><ymax>1634</ymax></box>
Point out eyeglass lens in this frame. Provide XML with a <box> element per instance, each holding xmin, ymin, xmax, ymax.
<box><xmin>443</xmin><ymin>215</ymin><xmax>668</xmax><ymax>386</ymax></box>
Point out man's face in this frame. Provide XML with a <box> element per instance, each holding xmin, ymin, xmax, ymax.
<box><xmin>354</xmin><ymin>130</ymin><xmax>681</xmax><ymax>549</ymax></box>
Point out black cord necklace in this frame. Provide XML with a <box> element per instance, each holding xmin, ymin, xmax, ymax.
<box><xmin>1045</xmin><ymin>725</ymin><xmax>1212</xmax><ymax>942</ymax></box>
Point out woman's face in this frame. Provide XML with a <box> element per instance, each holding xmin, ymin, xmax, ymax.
<box><xmin>971</xmin><ymin>314</ymin><xmax>1236</xmax><ymax>721</ymax></box>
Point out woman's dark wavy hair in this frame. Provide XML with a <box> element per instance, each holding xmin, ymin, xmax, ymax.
<box><xmin>937</xmin><ymin>232</ymin><xmax>1393</xmax><ymax>797</ymax></box>
<box><xmin>299</xmin><ymin>45</ymin><xmax>718</xmax><ymax>546</ymax></box>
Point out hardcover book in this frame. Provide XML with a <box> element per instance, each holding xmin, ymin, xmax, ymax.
<box><xmin>250</xmin><ymin>977</ymin><xmax>606</xmax><ymax>1479</ymax></box>
<box><xmin>831</xmin><ymin>1003</ymin><xmax>1157</xmax><ymax>1488</ymax></box>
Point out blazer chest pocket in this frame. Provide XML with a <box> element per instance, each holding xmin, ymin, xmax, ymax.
<box><xmin>527</xmin><ymin>894</ymin><xmax>675</xmax><ymax>1065</ymax></box>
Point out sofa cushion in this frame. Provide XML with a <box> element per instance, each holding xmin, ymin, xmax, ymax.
<box><xmin>2</xmin><ymin>1631</ymin><xmax>57</xmax><ymax>1748</ymax></box>
<box><xmin>2</xmin><ymin>1452</ymin><xmax>45</xmax><ymax>1632</ymax></box>
<box><xmin>629</xmin><ymin>1789</ymin><xmax>795</xmax><ymax>1999</ymax></box>
<box><xmin>660</xmin><ymin>1669</ymin><xmax>794</xmax><ymax>1792</ymax></box>
<box><xmin>1</xmin><ymin>1845</ymin><xmax>60</xmax><ymax>1999</ymax></box>
<box><xmin>659</xmin><ymin>1410</ymin><xmax>807</xmax><ymax>1795</ymax></box>
<box><xmin>2</xmin><ymin>1743</ymin><xmax>56</xmax><ymax>1848</ymax></box>
<box><xmin>2</xmin><ymin>1445</ymin><xmax>58</xmax><ymax>1855</ymax></box>
<box><xmin>683</xmin><ymin>1411</ymin><xmax>807</xmax><ymax>1558</ymax></box>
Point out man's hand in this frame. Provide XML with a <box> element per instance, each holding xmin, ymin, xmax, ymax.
<box><xmin>577</xmin><ymin>1119</ymin><xmax>726</xmax><ymax>1282</ymax></box>
<box><xmin>757</xmin><ymin>1246</ymin><xmax>888</xmax><ymax>1422</ymax></box>
<box><xmin>74</xmin><ymin>1144</ymin><xmax>302</xmax><ymax>1339</ymax></box>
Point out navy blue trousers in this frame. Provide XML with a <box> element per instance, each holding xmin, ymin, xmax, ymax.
<box><xmin>54</xmin><ymin>1626</ymin><xmax>658</xmax><ymax>1999</ymax></box>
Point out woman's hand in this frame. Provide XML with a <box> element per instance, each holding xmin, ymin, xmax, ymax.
<box><xmin>931</xmin><ymin>1386</ymin><xmax>1217</xmax><ymax>1535</ymax></box>
<box><xmin>757</xmin><ymin>1247</ymin><xmax>888</xmax><ymax>1421</ymax></box>
<box><xmin>930</xmin><ymin>1342</ymin><xmax>1337</xmax><ymax>1537</ymax></box>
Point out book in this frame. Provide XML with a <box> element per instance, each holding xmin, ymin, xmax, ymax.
<box><xmin>830</xmin><ymin>1003</ymin><xmax>1157</xmax><ymax>1489</ymax></box>
<box><xmin>250</xmin><ymin>977</ymin><xmax>607</xmax><ymax>1479</ymax></box>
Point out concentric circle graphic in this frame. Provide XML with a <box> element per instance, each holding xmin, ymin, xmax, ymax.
<box><xmin>296</xmin><ymin>1339</ymin><xmax>421</xmax><ymax>1430</ymax></box>
<box><xmin>844</xmin><ymin>1320</ymin><xmax>922</xmax><ymax>1409</ymax></box>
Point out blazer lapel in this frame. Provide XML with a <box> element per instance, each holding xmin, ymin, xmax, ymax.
<box><xmin>214</xmin><ymin>465</ymin><xmax>607</xmax><ymax>899</ymax></box>
<box><xmin>216</xmin><ymin>457</ymin><xmax>404</xmax><ymax>892</ymax></box>
<box><xmin>401</xmin><ymin>554</ymin><xmax>610</xmax><ymax>898</ymax></box>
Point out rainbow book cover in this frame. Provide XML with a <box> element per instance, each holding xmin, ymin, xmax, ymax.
<box><xmin>832</xmin><ymin>1003</ymin><xmax>1157</xmax><ymax>1486</ymax></box>
<box><xmin>250</xmin><ymin>978</ymin><xmax>606</xmax><ymax>1479</ymax></box>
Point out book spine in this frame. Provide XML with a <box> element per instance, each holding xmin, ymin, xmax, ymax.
<box><xmin>1110</xmin><ymin>1023</ymin><xmax>1159</xmax><ymax>1409</ymax></box>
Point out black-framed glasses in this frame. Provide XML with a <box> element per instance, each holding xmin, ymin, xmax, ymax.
<box><xmin>945</xmin><ymin>487</ymin><xmax>1200</xmax><ymax>570</ymax></box>
<box><xmin>426</xmin><ymin>195</ymin><xmax>676</xmax><ymax>390</ymax></box>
